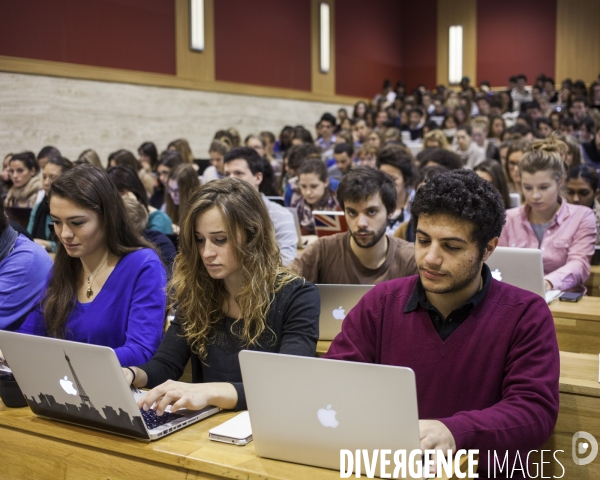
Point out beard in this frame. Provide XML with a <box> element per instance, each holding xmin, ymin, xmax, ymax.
<box><xmin>349</xmin><ymin>222</ymin><xmax>387</xmax><ymax>249</ymax></box>
<box><xmin>419</xmin><ymin>259</ymin><xmax>481</xmax><ymax>295</ymax></box>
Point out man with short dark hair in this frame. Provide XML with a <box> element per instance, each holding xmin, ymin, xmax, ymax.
<box><xmin>37</xmin><ymin>145</ymin><xmax>61</xmax><ymax>170</ymax></box>
<box><xmin>570</xmin><ymin>96</ymin><xmax>589</xmax><ymax>123</ymax></box>
<box><xmin>511</xmin><ymin>74</ymin><xmax>532</xmax><ymax>112</ymax></box>
<box><xmin>325</xmin><ymin>170</ymin><xmax>559</xmax><ymax>477</ymax></box>
<box><xmin>223</xmin><ymin>147</ymin><xmax>298</xmax><ymax>265</ymax></box>
<box><xmin>351</xmin><ymin>118</ymin><xmax>370</xmax><ymax>146</ymax></box>
<box><xmin>292</xmin><ymin>166</ymin><xmax>416</xmax><ymax>284</ymax></box>
<box><xmin>0</xmin><ymin>196</ymin><xmax>53</xmax><ymax>331</ymax></box>
<box><xmin>328</xmin><ymin>143</ymin><xmax>354</xmax><ymax>181</ymax></box>
<box><xmin>403</xmin><ymin>107</ymin><xmax>424</xmax><ymax>140</ymax></box>
<box><xmin>315</xmin><ymin>112</ymin><xmax>337</xmax><ymax>157</ymax></box>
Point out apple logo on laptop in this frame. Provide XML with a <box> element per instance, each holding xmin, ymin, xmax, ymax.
<box><xmin>60</xmin><ymin>376</ymin><xmax>78</xmax><ymax>395</ymax></box>
<box><xmin>317</xmin><ymin>404</ymin><xmax>339</xmax><ymax>428</ymax></box>
<box><xmin>332</xmin><ymin>307</ymin><xmax>346</xmax><ymax>320</ymax></box>
<box><xmin>491</xmin><ymin>269</ymin><xmax>503</xmax><ymax>282</ymax></box>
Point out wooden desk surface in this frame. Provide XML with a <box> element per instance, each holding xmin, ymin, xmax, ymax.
<box><xmin>559</xmin><ymin>351</ymin><xmax>600</xmax><ymax>397</ymax></box>
<box><xmin>0</xmin><ymin>406</ymin><xmax>342</xmax><ymax>480</ymax></box>
<box><xmin>549</xmin><ymin>296</ymin><xmax>600</xmax><ymax>322</ymax></box>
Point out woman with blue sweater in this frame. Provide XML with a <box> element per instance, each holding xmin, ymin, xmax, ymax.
<box><xmin>19</xmin><ymin>165</ymin><xmax>167</xmax><ymax>366</ymax></box>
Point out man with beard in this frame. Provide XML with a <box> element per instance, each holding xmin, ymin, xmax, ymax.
<box><xmin>324</xmin><ymin>170</ymin><xmax>559</xmax><ymax>478</ymax></box>
<box><xmin>291</xmin><ymin>166</ymin><xmax>416</xmax><ymax>284</ymax></box>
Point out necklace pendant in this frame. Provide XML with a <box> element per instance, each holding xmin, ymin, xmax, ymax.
<box><xmin>86</xmin><ymin>286</ymin><xmax>93</xmax><ymax>299</ymax></box>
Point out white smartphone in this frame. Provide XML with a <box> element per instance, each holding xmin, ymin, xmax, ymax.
<box><xmin>208</xmin><ymin>411</ymin><xmax>253</xmax><ymax>446</ymax></box>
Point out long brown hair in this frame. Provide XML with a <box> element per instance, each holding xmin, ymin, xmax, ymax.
<box><xmin>165</xmin><ymin>163</ymin><xmax>201</xmax><ymax>225</ymax></box>
<box><xmin>170</xmin><ymin>177</ymin><xmax>297</xmax><ymax>359</ymax></box>
<box><xmin>43</xmin><ymin>164</ymin><xmax>153</xmax><ymax>338</ymax></box>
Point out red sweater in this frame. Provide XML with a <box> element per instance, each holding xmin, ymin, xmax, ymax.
<box><xmin>324</xmin><ymin>275</ymin><xmax>559</xmax><ymax>478</ymax></box>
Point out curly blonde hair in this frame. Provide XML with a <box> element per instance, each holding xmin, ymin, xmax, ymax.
<box><xmin>169</xmin><ymin>177</ymin><xmax>297</xmax><ymax>359</ymax></box>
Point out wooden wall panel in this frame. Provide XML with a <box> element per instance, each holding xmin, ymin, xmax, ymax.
<box><xmin>555</xmin><ymin>0</ymin><xmax>600</xmax><ymax>83</ymax></box>
<box><xmin>311</xmin><ymin>0</ymin><xmax>335</xmax><ymax>96</ymax></box>
<box><xmin>175</xmin><ymin>0</ymin><xmax>215</xmax><ymax>82</ymax></box>
<box><xmin>437</xmin><ymin>0</ymin><xmax>477</xmax><ymax>87</ymax></box>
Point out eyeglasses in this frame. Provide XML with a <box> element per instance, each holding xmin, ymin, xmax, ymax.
<box><xmin>168</xmin><ymin>186</ymin><xmax>179</xmax><ymax>194</ymax></box>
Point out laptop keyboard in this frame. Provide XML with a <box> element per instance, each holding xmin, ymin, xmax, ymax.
<box><xmin>140</xmin><ymin>408</ymin><xmax>183</xmax><ymax>429</ymax></box>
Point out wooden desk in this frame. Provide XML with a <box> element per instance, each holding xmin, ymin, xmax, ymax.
<box><xmin>586</xmin><ymin>265</ymin><xmax>600</xmax><ymax>297</ymax></box>
<box><xmin>550</xmin><ymin>297</ymin><xmax>600</xmax><ymax>354</ymax></box>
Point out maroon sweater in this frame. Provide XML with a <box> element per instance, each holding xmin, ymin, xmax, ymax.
<box><xmin>324</xmin><ymin>275</ymin><xmax>559</xmax><ymax>478</ymax></box>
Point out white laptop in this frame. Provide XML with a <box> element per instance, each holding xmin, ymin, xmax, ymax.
<box><xmin>239</xmin><ymin>351</ymin><xmax>421</xmax><ymax>474</ymax></box>
<box><xmin>316</xmin><ymin>284</ymin><xmax>374</xmax><ymax>341</ymax></box>
<box><xmin>508</xmin><ymin>193</ymin><xmax>521</xmax><ymax>208</ymax></box>
<box><xmin>0</xmin><ymin>331</ymin><xmax>219</xmax><ymax>441</ymax></box>
<box><xmin>485</xmin><ymin>246</ymin><xmax>562</xmax><ymax>304</ymax></box>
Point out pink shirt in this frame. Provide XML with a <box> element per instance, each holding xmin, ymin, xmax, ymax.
<box><xmin>499</xmin><ymin>199</ymin><xmax>596</xmax><ymax>292</ymax></box>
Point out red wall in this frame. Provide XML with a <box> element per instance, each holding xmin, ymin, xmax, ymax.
<box><xmin>214</xmin><ymin>0</ymin><xmax>311</xmax><ymax>91</ymax></box>
<box><xmin>400</xmin><ymin>0</ymin><xmax>437</xmax><ymax>91</ymax></box>
<box><xmin>477</xmin><ymin>0</ymin><xmax>556</xmax><ymax>87</ymax></box>
<box><xmin>335</xmin><ymin>0</ymin><xmax>404</xmax><ymax>98</ymax></box>
<box><xmin>0</xmin><ymin>0</ymin><xmax>176</xmax><ymax>75</ymax></box>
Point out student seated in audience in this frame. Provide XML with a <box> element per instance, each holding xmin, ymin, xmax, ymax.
<box><xmin>223</xmin><ymin>147</ymin><xmax>298</xmax><ymax>265</ymax></box>
<box><xmin>1</xmin><ymin>153</ymin><xmax>13</xmax><ymax>200</ymax></box>
<box><xmin>152</xmin><ymin>150</ymin><xmax>184</xmax><ymax>210</ymax></box>
<box><xmin>315</xmin><ymin>113</ymin><xmax>337</xmax><ymax>158</ymax></box>
<box><xmin>122</xmin><ymin>196</ymin><xmax>176</xmax><ymax>276</ymax></box>
<box><xmin>18</xmin><ymin>165</ymin><xmax>167</xmax><ymax>366</ymax></box>
<box><xmin>325</xmin><ymin>170</ymin><xmax>559</xmax><ymax>477</ymax></box>
<box><xmin>471</xmin><ymin>117</ymin><xmax>500</xmax><ymax>162</ymax></box>
<box><xmin>499</xmin><ymin>141</ymin><xmax>596</xmax><ymax>292</ymax></box>
<box><xmin>292</xmin><ymin>166</ymin><xmax>417</xmax><ymax>284</ymax></box>
<box><xmin>108</xmin><ymin>149</ymin><xmax>154</xmax><ymax>197</ymax></box>
<box><xmin>377</xmin><ymin>145</ymin><xmax>416</xmax><ymax>235</ymax></box>
<box><xmin>36</xmin><ymin>146</ymin><xmax>61</xmax><ymax>170</ymax></box>
<box><xmin>77</xmin><ymin>148</ymin><xmax>103</xmax><ymax>169</ymax></box>
<box><xmin>164</xmin><ymin>163</ymin><xmax>201</xmax><ymax>234</ymax></box>
<box><xmin>504</xmin><ymin>140</ymin><xmax>530</xmax><ymax>197</ymax></box>
<box><xmin>28</xmin><ymin>156</ymin><xmax>74</xmax><ymax>252</ymax></box>
<box><xmin>356</xmin><ymin>144</ymin><xmax>378</xmax><ymax>169</ymax></box>
<box><xmin>402</xmin><ymin>107</ymin><xmax>424</xmax><ymax>140</ymax></box>
<box><xmin>565</xmin><ymin>164</ymin><xmax>600</xmax><ymax>244</ymax></box>
<box><xmin>351</xmin><ymin>118</ymin><xmax>370</xmax><ymax>146</ymax></box>
<box><xmin>5</xmin><ymin>152</ymin><xmax>43</xmax><ymax>208</ymax></box>
<box><xmin>124</xmin><ymin>178</ymin><xmax>319</xmax><ymax>413</ymax></box>
<box><xmin>0</xmin><ymin>196</ymin><xmax>52</xmax><ymax>331</ymax></box>
<box><xmin>581</xmin><ymin>129</ymin><xmax>600</xmax><ymax>170</ymax></box>
<box><xmin>107</xmin><ymin>164</ymin><xmax>173</xmax><ymax>234</ymax></box>
<box><xmin>282</xmin><ymin>143</ymin><xmax>323</xmax><ymax>205</ymax></box>
<box><xmin>168</xmin><ymin>138</ymin><xmax>195</xmax><ymax>166</ymax></box>
<box><xmin>203</xmin><ymin>139</ymin><xmax>230</xmax><ymax>183</ymax></box>
<box><xmin>394</xmin><ymin>166</ymin><xmax>448</xmax><ymax>242</ymax></box>
<box><xmin>453</xmin><ymin>125</ymin><xmax>486</xmax><ymax>168</ymax></box>
<box><xmin>290</xmin><ymin>158</ymin><xmax>339</xmax><ymax>236</ymax></box>
<box><xmin>328</xmin><ymin>143</ymin><xmax>354</xmax><ymax>181</ymax></box>
<box><xmin>138</xmin><ymin>141</ymin><xmax>158</xmax><ymax>174</ymax></box>
<box><xmin>474</xmin><ymin>160</ymin><xmax>511</xmax><ymax>209</ymax></box>
<box><xmin>421</xmin><ymin>129</ymin><xmax>450</xmax><ymax>150</ymax></box>
<box><xmin>417</xmin><ymin>148</ymin><xmax>463</xmax><ymax>171</ymax></box>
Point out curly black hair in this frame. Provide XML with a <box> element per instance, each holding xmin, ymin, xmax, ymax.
<box><xmin>410</xmin><ymin>169</ymin><xmax>506</xmax><ymax>257</ymax></box>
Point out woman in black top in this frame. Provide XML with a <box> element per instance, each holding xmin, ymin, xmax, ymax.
<box><xmin>124</xmin><ymin>178</ymin><xmax>319</xmax><ymax>414</ymax></box>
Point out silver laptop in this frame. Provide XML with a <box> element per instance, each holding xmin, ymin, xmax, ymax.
<box><xmin>485</xmin><ymin>246</ymin><xmax>562</xmax><ymax>304</ymax></box>
<box><xmin>317</xmin><ymin>284</ymin><xmax>374</xmax><ymax>341</ymax></box>
<box><xmin>0</xmin><ymin>331</ymin><xmax>219</xmax><ymax>441</ymax></box>
<box><xmin>239</xmin><ymin>351</ymin><xmax>421</xmax><ymax>473</ymax></box>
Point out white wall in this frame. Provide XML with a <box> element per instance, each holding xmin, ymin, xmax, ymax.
<box><xmin>0</xmin><ymin>72</ymin><xmax>348</xmax><ymax>165</ymax></box>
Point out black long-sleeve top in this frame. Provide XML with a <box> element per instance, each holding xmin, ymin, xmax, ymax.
<box><xmin>138</xmin><ymin>278</ymin><xmax>320</xmax><ymax>410</ymax></box>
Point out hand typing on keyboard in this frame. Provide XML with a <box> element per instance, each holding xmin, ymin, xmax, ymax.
<box><xmin>136</xmin><ymin>380</ymin><xmax>237</xmax><ymax>416</ymax></box>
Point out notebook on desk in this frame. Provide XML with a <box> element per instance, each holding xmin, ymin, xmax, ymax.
<box><xmin>0</xmin><ymin>331</ymin><xmax>219</xmax><ymax>441</ymax></box>
<box><xmin>485</xmin><ymin>246</ymin><xmax>562</xmax><ymax>304</ymax></box>
<box><xmin>316</xmin><ymin>284</ymin><xmax>374</xmax><ymax>341</ymax></box>
<box><xmin>239</xmin><ymin>351</ymin><xmax>421</xmax><ymax>474</ymax></box>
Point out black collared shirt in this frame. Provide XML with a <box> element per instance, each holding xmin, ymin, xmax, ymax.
<box><xmin>404</xmin><ymin>263</ymin><xmax>492</xmax><ymax>341</ymax></box>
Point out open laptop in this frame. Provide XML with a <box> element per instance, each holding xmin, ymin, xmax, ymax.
<box><xmin>313</xmin><ymin>210</ymin><xmax>347</xmax><ymax>238</ymax></box>
<box><xmin>0</xmin><ymin>331</ymin><xmax>219</xmax><ymax>441</ymax></box>
<box><xmin>485</xmin><ymin>246</ymin><xmax>562</xmax><ymax>304</ymax></box>
<box><xmin>239</xmin><ymin>351</ymin><xmax>421</xmax><ymax>474</ymax></box>
<box><xmin>317</xmin><ymin>284</ymin><xmax>374</xmax><ymax>341</ymax></box>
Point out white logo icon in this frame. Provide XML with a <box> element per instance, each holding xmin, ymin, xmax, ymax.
<box><xmin>491</xmin><ymin>269</ymin><xmax>503</xmax><ymax>281</ymax></box>
<box><xmin>317</xmin><ymin>404</ymin><xmax>339</xmax><ymax>428</ymax></box>
<box><xmin>332</xmin><ymin>307</ymin><xmax>346</xmax><ymax>320</ymax></box>
<box><xmin>60</xmin><ymin>376</ymin><xmax>78</xmax><ymax>395</ymax></box>
<box><xmin>573</xmin><ymin>431</ymin><xmax>599</xmax><ymax>465</ymax></box>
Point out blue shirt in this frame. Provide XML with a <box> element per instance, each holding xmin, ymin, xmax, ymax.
<box><xmin>18</xmin><ymin>248</ymin><xmax>167</xmax><ymax>366</ymax></box>
<box><xmin>0</xmin><ymin>235</ymin><xmax>53</xmax><ymax>331</ymax></box>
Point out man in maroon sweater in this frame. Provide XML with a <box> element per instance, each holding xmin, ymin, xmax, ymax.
<box><xmin>324</xmin><ymin>170</ymin><xmax>559</xmax><ymax>478</ymax></box>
